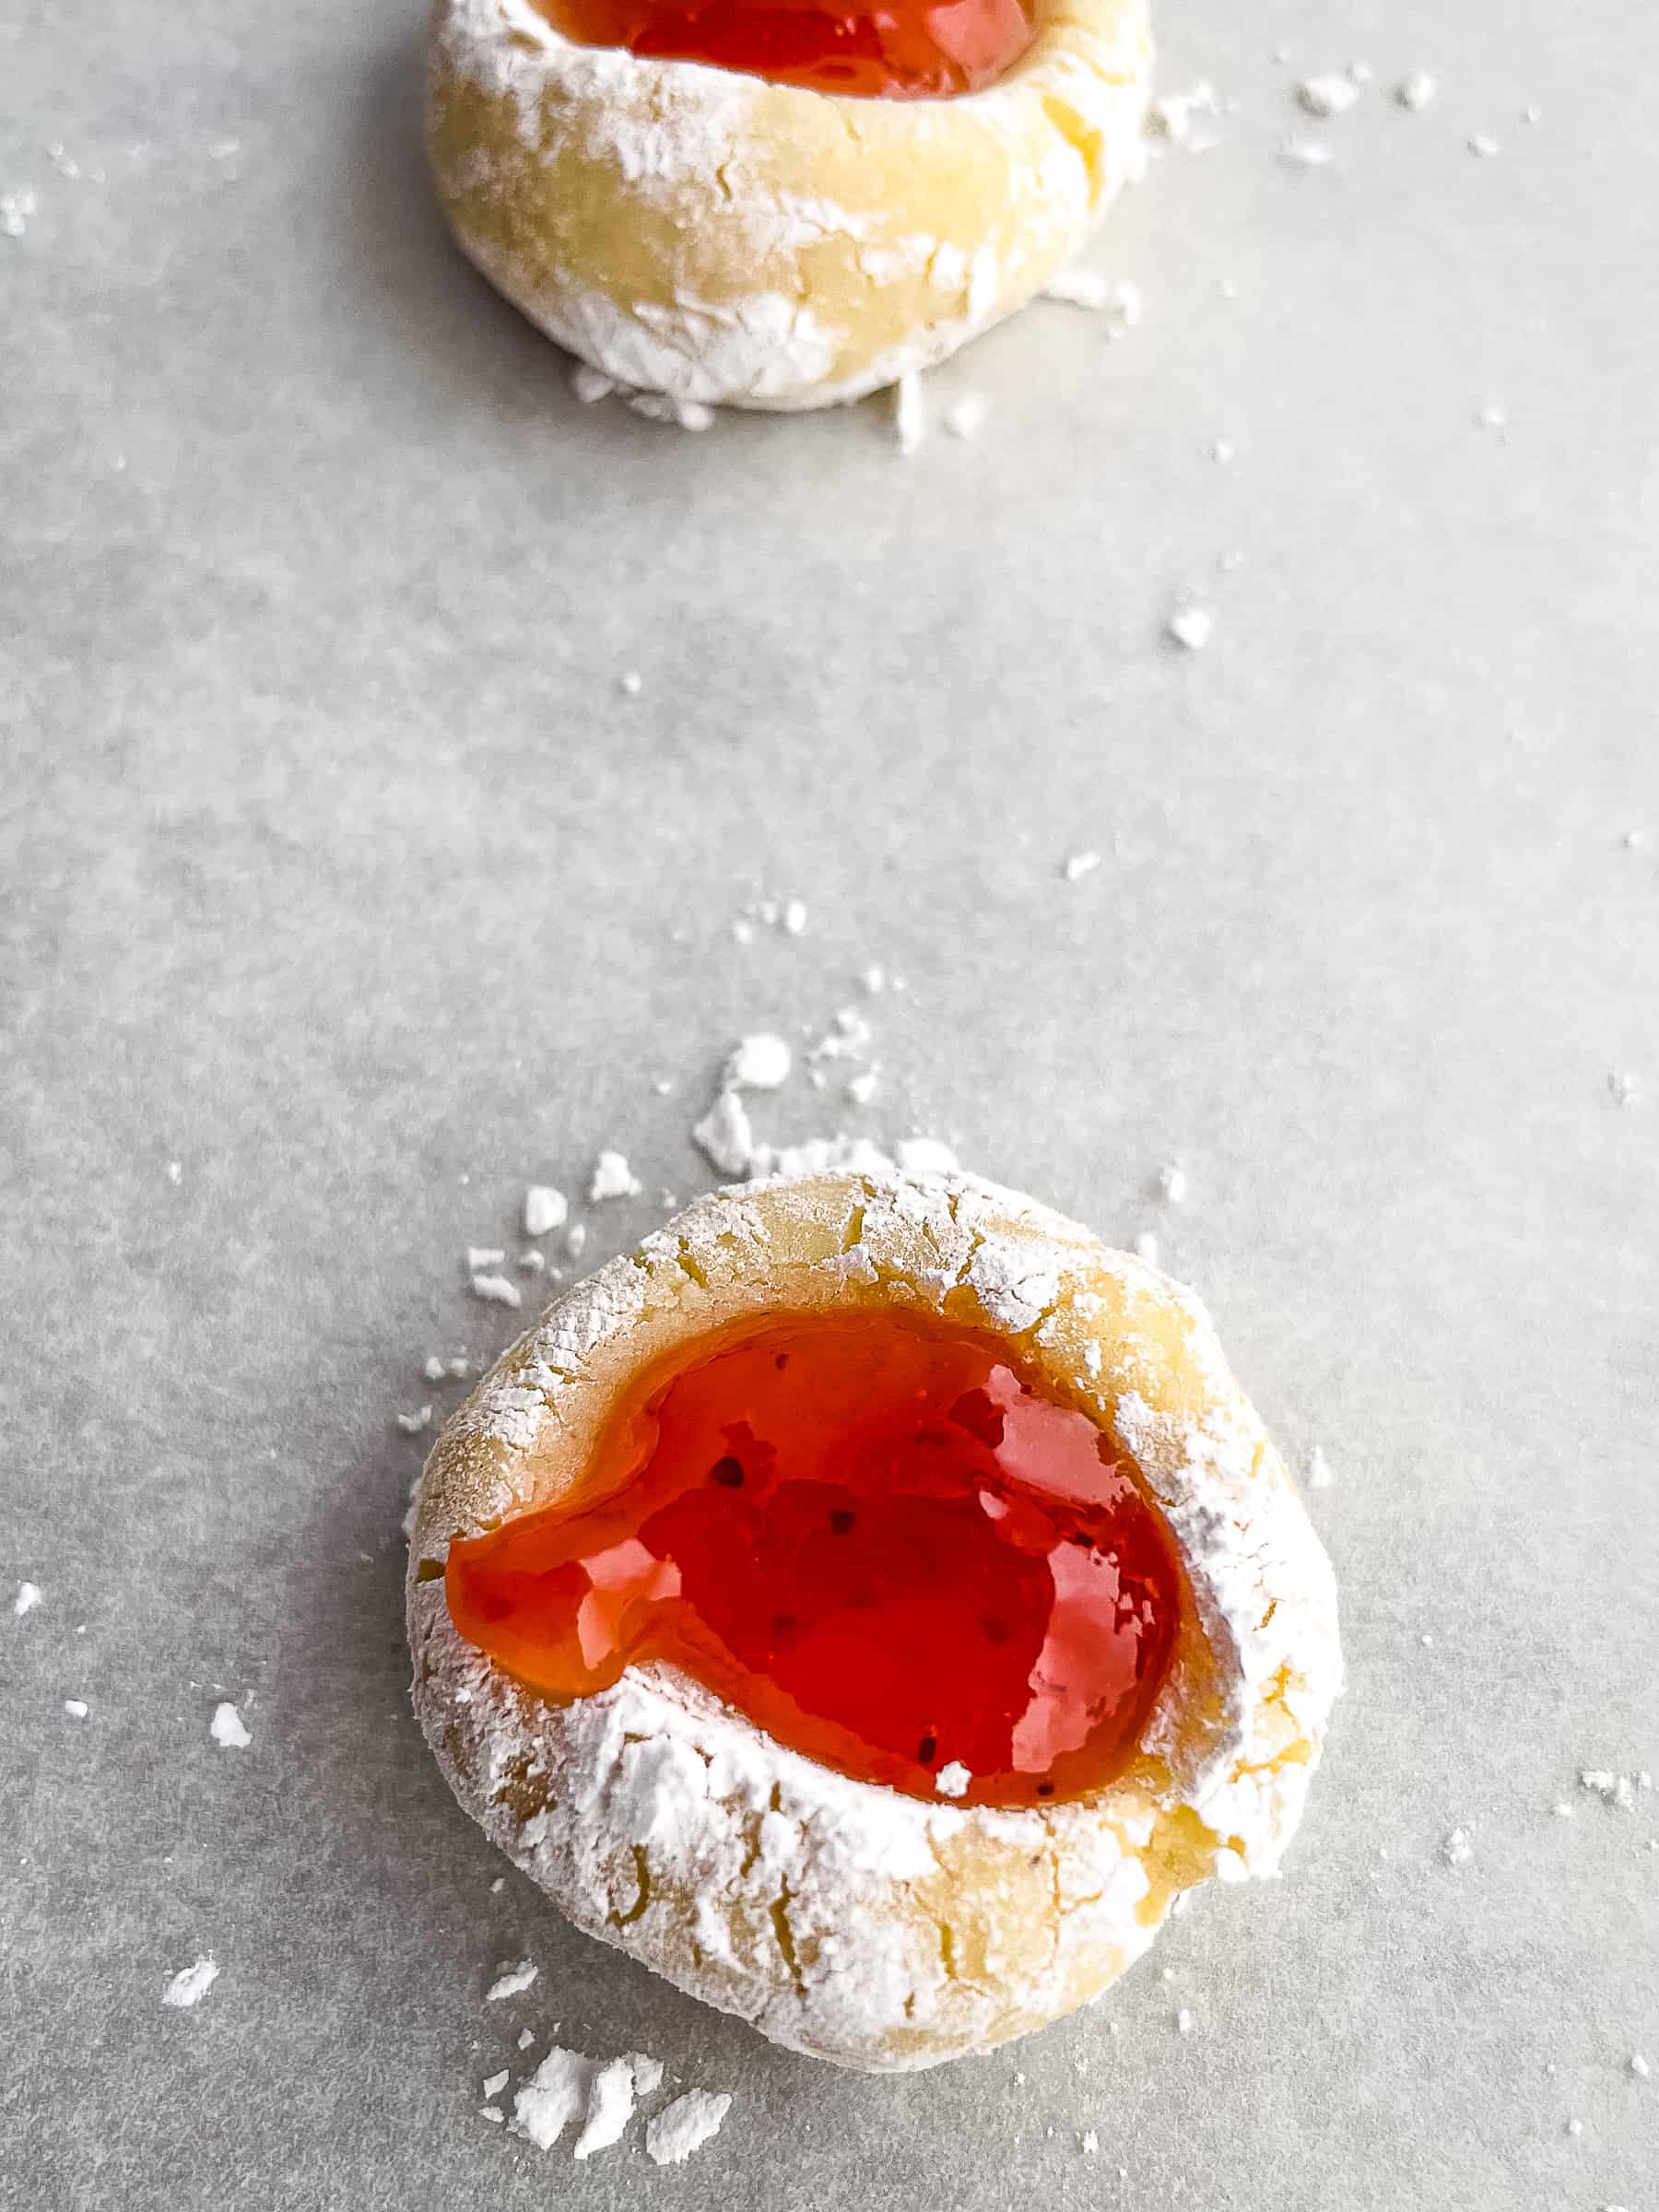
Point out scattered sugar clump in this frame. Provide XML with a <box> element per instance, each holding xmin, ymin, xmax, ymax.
<box><xmin>1167</xmin><ymin>606</ymin><xmax>1214</xmax><ymax>652</ymax></box>
<box><xmin>512</xmin><ymin>2046</ymin><xmax>678</xmax><ymax>2160</ymax></box>
<box><xmin>209</xmin><ymin>1700</ymin><xmax>251</xmax><ymax>1749</ymax></box>
<box><xmin>782</xmin><ymin>899</ymin><xmax>808</xmax><ymax>936</ymax></box>
<box><xmin>1467</xmin><ymin>133</ymin><xmax>1500</xmax><ymax>158</ymax></box>
<box><xmin>572</xmin><ymin>2056</ymin><xmax>639</xmax><ymax>2159</ymax></box>
<box><xmin>1176</xmin><ymin>2008</ymin><xmax>1195</xmax><ymax>2035</ymax></box>
<box><xmin>588</xmin><ymin>1151</ymin><xmax>642</xmax><ymax>1202</ymax></box>
<box><xmin>1607</xmin><ymin>1071</ymin><xmax>1642</xmax><ymax>1108</ymax></box>
<box><xmin>523</xmin><ymin>1185</ymin><xmax>568</xmax><ymax>1238</ymax></box>
<box><xmin>13</xmin><ymin>1581</ymin><xmax>42</xmax><ymax>1617</ymax></box>
<box><xmin>64</xmin><ymin>1699</ymin><xmax>88</xmax><ymax>1720</ymax></box>
<box><xmin>894</xmin><ymin>371</ymin><xmax>925</xmax><ymax>457</ymax></box>
<box><xmin>1158</xmin><ymin>1162</ymin><xmax>1188</xmax><ymax>1203</ymax></box>
<box><xmin>935</xmin><ymin>1761</ymin><xmax>972</xmax><ymax>1798</ymax></box>
<box><xmin>1581</xmin><ymin>1769</ymin><xmax>1642</xmax><ymax>1810</ymax></box>
<box><xmin>1396</xmin><ymin>69</ymin><xmax>1437</xmax><ymax>110</ymax></box>
<box><xmin>627</xmin><ymin>391</ymin><xmax>713</xmax><ymax>432</ymax></box>
<box><xmin>693</xmin><ymin>1088</ymin><xmax>755</xmax><ymax>1178</ymax></box>
<box><xmin>1147</xmin><ymin>82</ymin><xmax>1224</xmax><ymax>153</ymax></box>
<box><xmin>1080</xmin><ymin>2129</ymin><xmax>1100</xmax><ymax>2155</ymax></box>
<box><xmin>486</xmin><ymin>1959</ymin><xmax>538</xmax><ymax>2002</ymax></box>
<box><xmin>513</xmin><ymin>2048</ymin><xmax>591</xmax><ymax>2149</ymax></box>
<box><xmin>394</xmin><ymin>1404</ymin><xmax>432</xmax><ymax>1434</ymax></box>
<box><xmin>470</xmin><ymin>1272</ymin><xmax>522</xmax><ymax>1310</ymax></box>
<box><xmin>1297</xmin><ymin>74</ymin><xmax>1361</xmax><ymax>117</ymax></box>
<box><xmin>1630</xmin><ymin>2053</ymin><xmax>1650</xmax><ymax>2078</ymax></box>
<box><xmin>726</xmin><ymin>1034</ymin><xmax>793</xmax><ymax>1090</ymax></box>
<box><xmin>944</xmin><ymin>393</ymin><xmax>990</xmax><ymax>440</ymax></box>
<box><xmin>1065</xmin><ymin>851</ymin><xmax>1101</xmax><ymax>882</ymax></box>
<box><xmin>482</xmin><ymin>2070</ymin><xmax>509</xmax><ymax>2100</ymax></box>
<box><xmin>1306</xmin><ymin>1447</ymin><xmax>1335</xmax><ymax>1490</ymax></box>
<box><xmin>646</xmin><ymin>2089</ymin><xmax>733</xmax><ymax>2166</ymax></box>
<box><xmin>1</xmin><ymin>186</ymin><xmax>37</xmax><ymax>239</ymax></box>
<box><xmin>1441</xmin><ymin>1827</ymin><xmax>1474</xmax><ymax>1867</ymax></box>
<box><xmin>1133</xmin><ymin>1231</ymin><xmax>1159</xmax><ymax>1265</ymax></box>
<box><xmin>162</xmin><ymin>1957</ymin><xmax>219</xmax><ymax>2008</ymax></box>
<box><xmin>1278</xmin><ymin>138</ymin><xmax>1333</xmax><ymax>169</ymax></box>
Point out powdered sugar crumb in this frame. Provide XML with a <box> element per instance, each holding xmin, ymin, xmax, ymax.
<box><xmin>1278</xmin><ymin>138</ymin><xmax>1333</xmax><ymax>170</ymax></box>
<box><xmin>482</xmin><ymin>2069</ymin><xmax>509</xmax><ymax>2100</ymax></box>
<box><xmin>1147</xmin><ymin>82</ymin><xmax>1223</xmax><ymax>153</ymax></box>
<box><xmin>470</xmin><ymin>1272</ymin><xmax>523</xmax><ymax>1310</ymax></box>
<box><xmin>1306</xmin><ymin>1447</ymin><xmax>1335</xmax><ymax>1490</ymax></box>
<box><xmin>646</xmin><ymin>2089</ymin><xmax>733</xmax><ymax>2166</ymax></box>
<box><xmin>64</xmin><ymin>1699</ymin><xmax>88</xmax><ymax>1719</ymax></box>
<box><xmin>486</xmin><ymin>1959</ymin><xmax>538</xmax><ymax>2002</ymax></box>
<box><xmin>1396</xmin><ymin>69</ymin><xmax>1437</xmax><ymax>111</ymax></box>
<box><xmin>944</xmin><ymin>392</ymin><xmax>990</xmax><ymax>440</ymax></box>
<box><xmin>894</xmin><ymin>371</ymin><xmax>925</xmax><ymax>457</ymax></box>
<box><xmin>1296</xmin><ymin>74</ymin><xmax>1361</xmax><ymax>118</ymax></box>
<box><xmin>727</xmin><ymin>1034</ymin><xmax>793</xmax><ymax>1090</ymax></box>
<box><xmin>524</xmin><ymin>1185</ymin><xmax>569</xmax><ymax>1238</ymax></box>
<box><xmin>589</xmin><ymin>1151</ymin><xmax>642</xmax><ymax>1202</ymax></box>
<box><xmin>13</xmin><ymin>1581</ymin><xmax>42</xmax><ymax>1617</ymax></box>
<box><xmin>1167</xmin><ymin>606</ymin><xmax>1214</xmax><ymax>652</ymax></box>
<box><xmin>209</xmin><ymin>1700</ymin><xmax>251</xmax><ymax>1749</ymax></box>
<box><xmin>572</xmin><ymin>2055</ymin><xmax>639</xmax><ymax>2158</ymax></box>
<box><xmin>162</xmin><ymin>1956</ymin><xmax>219</xmax><ymax>2008</ymax></box>
<box><xmin>935</xmin><ymin>1760</ymin><xmax>971</xmax><ymax>1798</ymax></box>
<box><xmin>1441</xmin><ymin>1827</ymin><xmax>1474</xmax><ymax>1867</ymax></box>
<box><xmin>1065</xmin><ymin>851</ymin><xmax>1101</xmax><ymax>882</ymax></box>
<box><xmin>1581</xmin><ymin>1769</ymin><xmax>1641</xmax><ymax>1810</ymax></box>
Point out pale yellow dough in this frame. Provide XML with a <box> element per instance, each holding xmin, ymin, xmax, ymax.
<box><xmin>425</xmin><ymin>0</ymin><xmax>1153</xmax><ymax>411</ymax></box>
<box><xmin>407</xmin><ymin>1171</ymin><xmax>1341</xmax><ymax>2071</ymax></box>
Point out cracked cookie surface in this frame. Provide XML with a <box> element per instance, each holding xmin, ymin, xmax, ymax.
<box><xmin>407</xmin><ymin>1168</ymin><xmax>1341</xmax><ymax>2070</ymax></box>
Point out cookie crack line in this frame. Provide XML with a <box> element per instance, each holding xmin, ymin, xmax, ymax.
<box><xmin>408</xmin><ymin>1167</ymin><xmax>1341</xmax><ymax>2070</ymax></box>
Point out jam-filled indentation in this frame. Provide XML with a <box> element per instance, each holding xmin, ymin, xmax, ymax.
<box><xmin>527</xmin><ymin>0</ymin><xmax>1038</xmax><ymax>100</ymax></box>
<box><xmin>445</xmin><ymin>1308</ymin><xmax>1180</xmax><ymax>1808</ymax></box>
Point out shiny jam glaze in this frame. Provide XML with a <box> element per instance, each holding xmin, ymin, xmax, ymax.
<box><xmin>445</xmin><ymin>1308</ymin><xmax>1180</xmax><ymax>1807</ymax></box>
<box><xmin>525</xmin><ymin>0</ymin><xmax>1038</xmax><ymax>100</ymax></box>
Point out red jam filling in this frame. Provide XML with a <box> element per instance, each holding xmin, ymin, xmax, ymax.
<box><xmin>446</xmin><ymin>1309</ymin><xmax>1180</xmax><ymax>1808</ymax></box>
<box><xmin>528</xmin><ymin>0</ymin><xmax>1038</xmax><ymax>100</ymax></box>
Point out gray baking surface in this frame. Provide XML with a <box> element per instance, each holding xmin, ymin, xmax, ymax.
<box><xmin>3</xmin><ymin>1</ymin><xmax>1655</xmax><ymax>2206</ymax></box>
